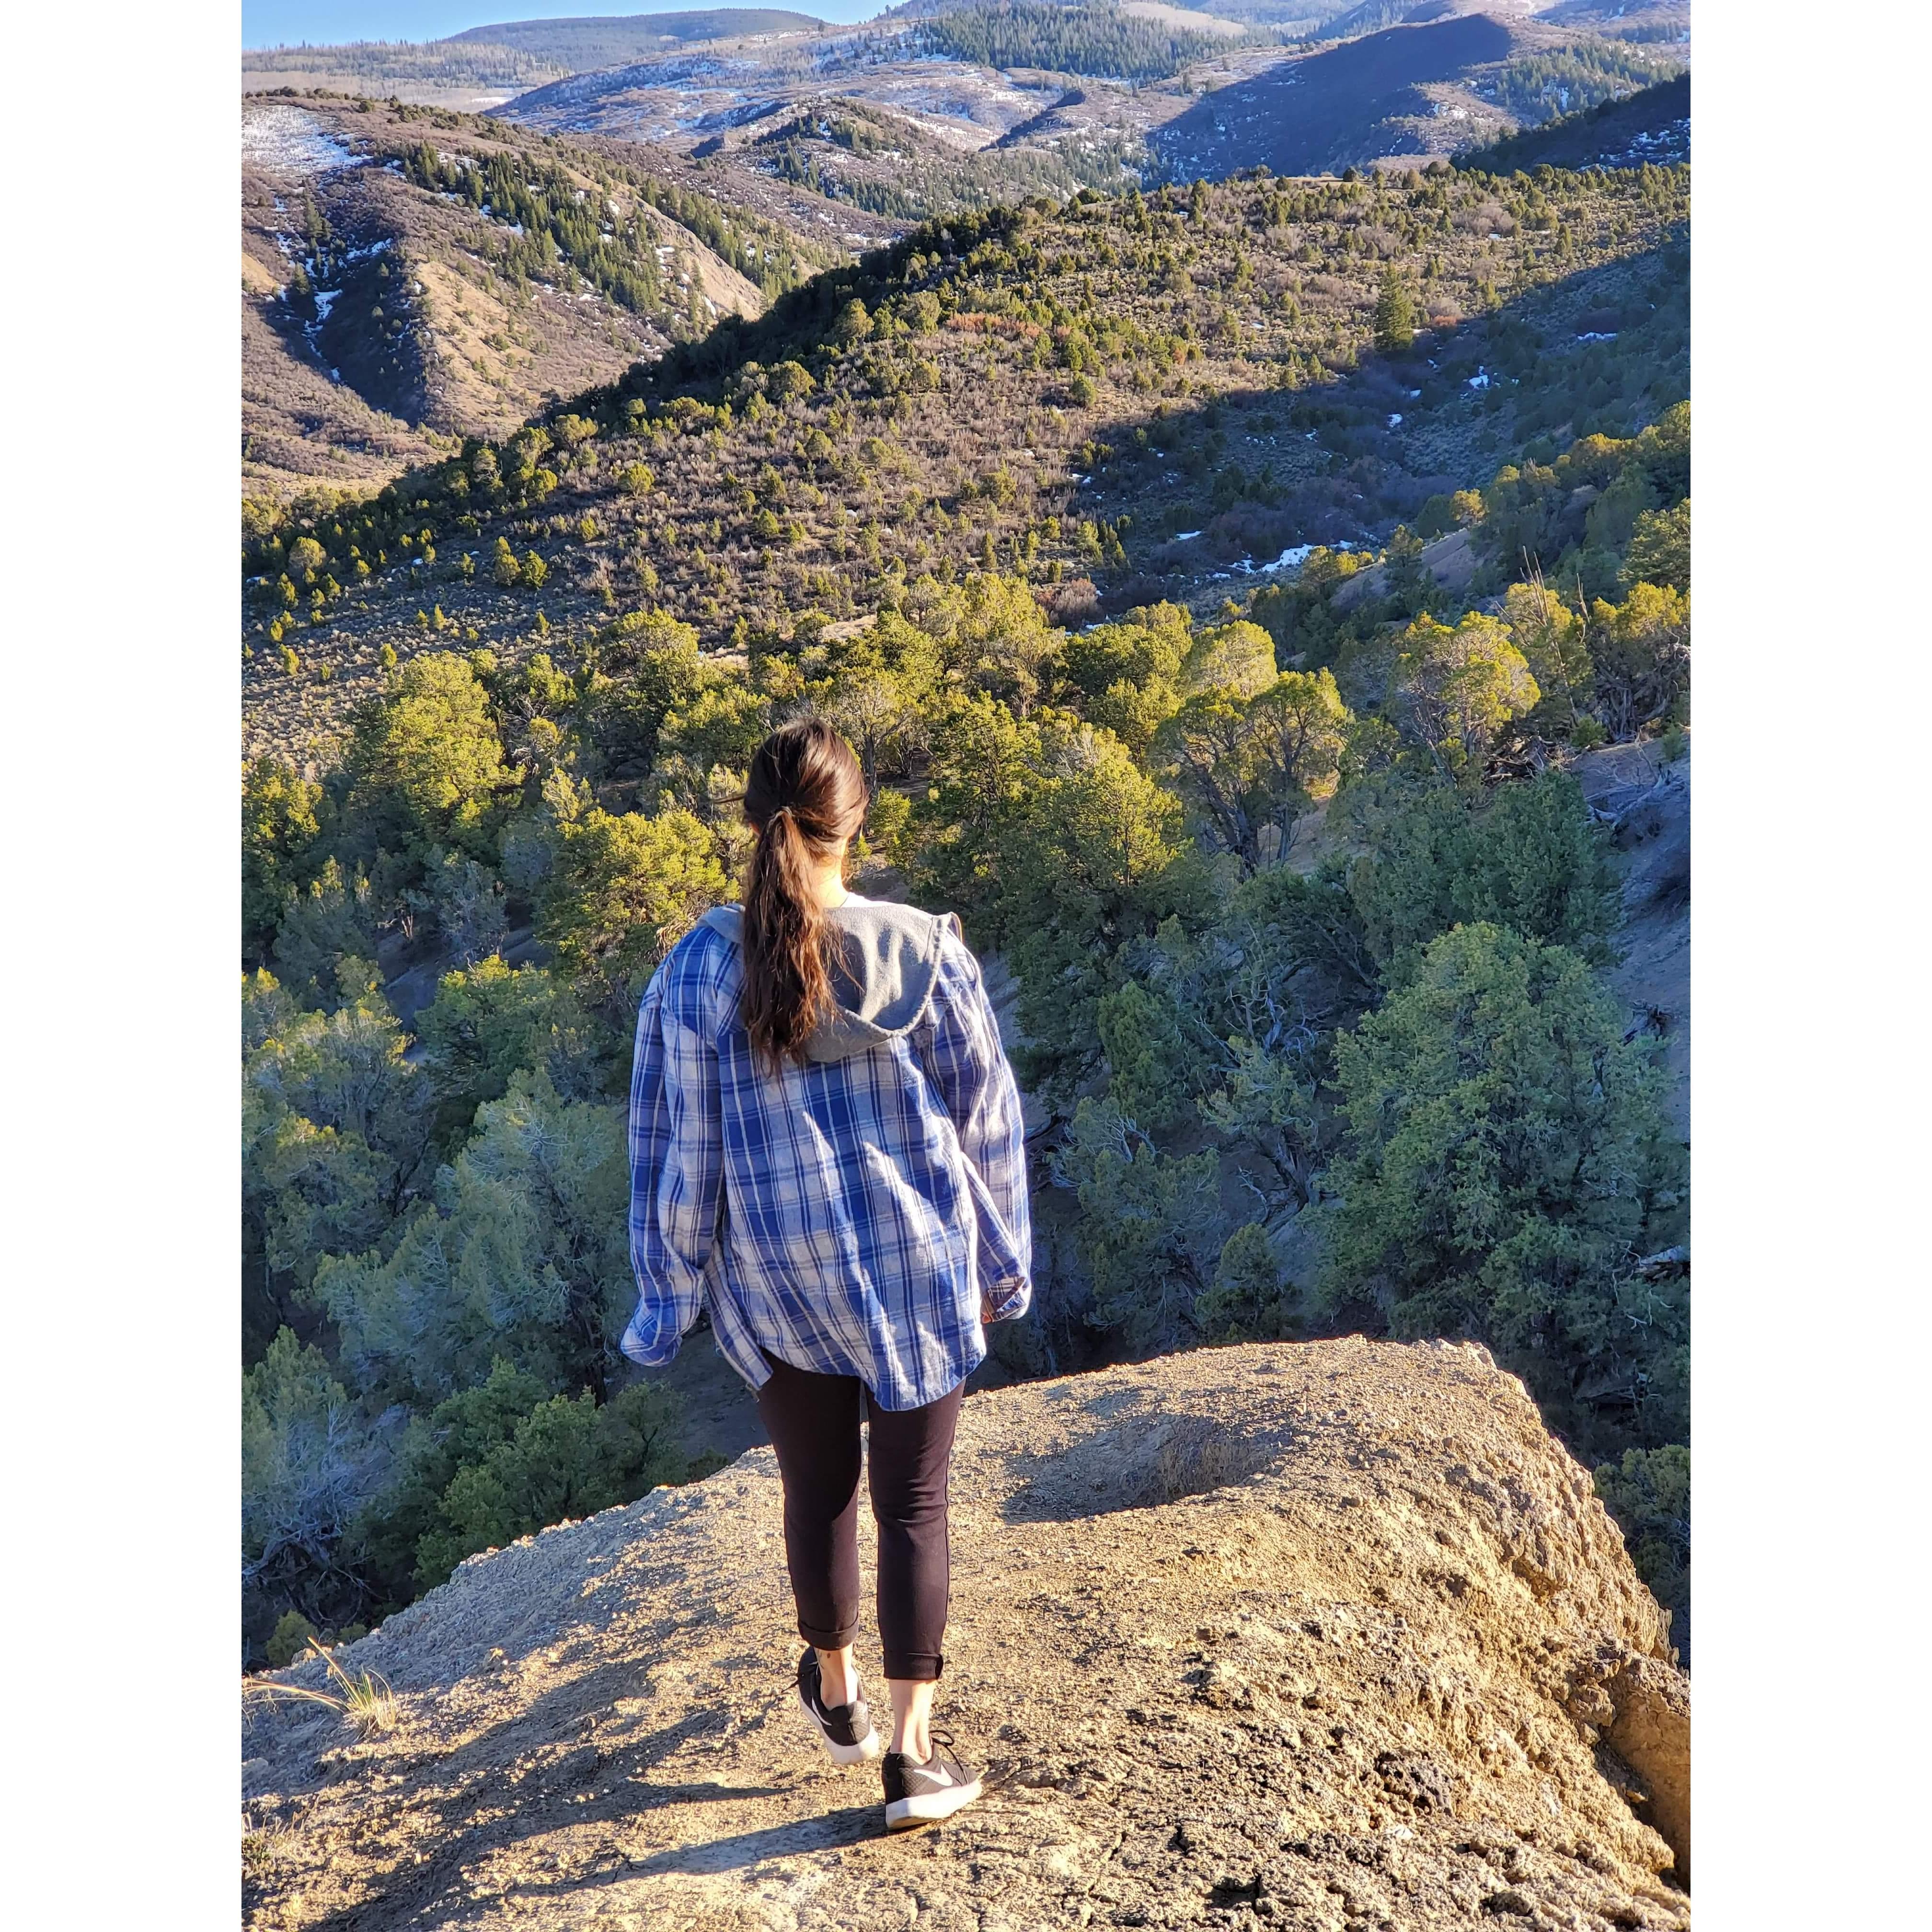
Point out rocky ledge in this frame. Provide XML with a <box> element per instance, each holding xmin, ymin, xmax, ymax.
<box><xmin>242</xmin><ymin>1338</ymin><xmax>1690</xmax><ymax>1931</ymax></box>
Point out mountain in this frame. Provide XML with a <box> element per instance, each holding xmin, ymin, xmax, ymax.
<box><xmin>242</xmin><ymin>154</ymin><xmax>1687</xmax><ymax>761</ymax></box>
<box><xmin>444</xmin><ymin>9</ymin><xmax>829</xmax><ymax>59</ymax></box>
<box><xmin>241</xmin><ymin>94</ymin><xmax>840</xmax><ymax>501</ymax></box>
<box><xmin>241</xmin><ymin>11</ymin><xmax>829</xmax><ymax>109</ymax></box>
<box><xmin>241</xmin><ymin>1339</ymin><xmax>1689</xmax><ymax>1929</ymax></box>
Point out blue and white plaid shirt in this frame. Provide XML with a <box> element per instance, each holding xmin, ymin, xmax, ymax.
<box><xmin>622</xmin><ymin>910</ymin><xmax>1033</xmax><ymax>1411</ymax></box>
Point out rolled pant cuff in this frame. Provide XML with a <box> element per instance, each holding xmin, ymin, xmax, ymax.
<box><xmin>798</xmin><ymin>1617</ymin><xmax>862</xmax><ymax>1651</ymax></box>
<box><xmin>882</xmin><ymin>1652</ymin><xmax>944</xmax><ymax>1682</ymax></box>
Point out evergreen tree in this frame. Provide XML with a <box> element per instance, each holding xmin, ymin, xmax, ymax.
<box><xmin>1373</xmin><ymin>271</ymin><xmax>1415</xmax><ymax>355</ymax></box>
<box><xmin>1323</xmin><ymin>922</ymin><xmax>1687</xmax><ymax>1457</ymax></box>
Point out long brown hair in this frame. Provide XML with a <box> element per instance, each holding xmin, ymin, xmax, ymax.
<box><xmin>740</xmin><ymin>719</ymin><xmax>868</xmax><ymax>1071</ymax></box>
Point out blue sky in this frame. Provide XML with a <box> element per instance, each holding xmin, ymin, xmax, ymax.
<box><xmin>243</xmin><ymin>2</ymin><xmax>887</xmax><ymax>48</ymax></box>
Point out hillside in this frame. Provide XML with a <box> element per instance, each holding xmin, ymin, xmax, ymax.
<box><xmin>1458</xmin><ymin>71</ymin><xmax>1690</xmax><ymax>174</ymax></box>
<box><xmin>242</xmin><ymin>158</ymin><xmax>1687</xmax><ymax>760</ymax></box>
<box><xmin>241</xmin><ymin>1339</ymin><xmax>1690</xmax><ymax>1929</ymax></box>
<box><xmin>241</xmin><ymin>95</ymin><xmax>839</xmax><ymax>501</ymax></box>
<box><xmin>1156</xmin><ymin>7</ymin><xmax>1681</xmax><ymax>178</ymax></box>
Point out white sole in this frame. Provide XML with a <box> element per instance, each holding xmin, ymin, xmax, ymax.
<box><xmin>884</xmin><ymin>1777</ymin><xmax>983</xmax><ymax>1829</ymax></box>
<box><xmin>796</xmin><ymin>1685</ymin><xmax>883</xmax><ymax>1764</ymax></box>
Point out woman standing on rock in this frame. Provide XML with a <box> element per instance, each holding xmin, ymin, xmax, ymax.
<box><xmin>622</xmin><ymin>718</ymin><xmax>1033</xmax><ymax>1831</ymax></box>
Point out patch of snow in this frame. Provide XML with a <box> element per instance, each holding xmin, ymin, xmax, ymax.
<box><xmin>1175</xmin><ymin>529</ymin><xmax>1202</xmax><ymax>542</ymax></box>
<box><xmin>1387</xmin><ymin>413</ymin><xmax>1403</xmax><ymax>428</ymax></box>
<box><xmin>1267</xmin><ymin>543</ymin><xmax>1317</xmax><ymax>574</ymax></box>
<box><xmin>242</xmin><ymin>105</ymin><xmax>367</xmax><ymax>178</ymax></box>
<box><xmin>1576</xmin><ymin>331</ymin><xmax>1618</xmax><ymax>343</ymax></box>
<box><xmin>313</xmin><ymin>290</ymin><xmax>339</xmax><ymax>322</ymax></box>
<box><xmin>1468</xmin><ymin>369</ymin><xmax>1490</xmax><ymax>390</ymax></box>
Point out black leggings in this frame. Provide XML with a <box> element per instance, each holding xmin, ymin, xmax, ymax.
<box><xmin>754</xmin><ymin>1351</ymin><xmax>964</xmax><ymax>1682</ymax></box>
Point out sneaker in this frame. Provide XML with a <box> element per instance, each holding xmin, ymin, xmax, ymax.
<box><xmin>795</xmin><ymin>1647</ymin><xmax>882</xmax><ymax>1765</ymax></box>
<box><xmin>881</xmin><ymin>1729</ymin><xmax>983</xmax><ymax>1830</ymax></box>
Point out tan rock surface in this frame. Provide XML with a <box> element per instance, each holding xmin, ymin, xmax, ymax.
<box><xmin>242</xmin><ymin>1338</ymin><xmax>1689</xmax><ymax>1930</ymax></box>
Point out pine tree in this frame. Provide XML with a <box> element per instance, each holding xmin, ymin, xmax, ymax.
<box><xmin>1374</xmin><ymin>271</ymin><xmax>1415</xmax><ymax>355</ymax></box>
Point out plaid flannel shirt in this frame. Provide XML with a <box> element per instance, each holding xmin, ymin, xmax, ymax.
<box><xmin>622</xmin><ymin>912</ymin><xmax>1033</xmax><ymax>1411</ymax></box>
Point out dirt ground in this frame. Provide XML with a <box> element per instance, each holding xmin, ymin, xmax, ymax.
<box><xmin>242</xmin><ymin>1338</ymin><xmax>1688</xmax><ymax>1932</ymax></box>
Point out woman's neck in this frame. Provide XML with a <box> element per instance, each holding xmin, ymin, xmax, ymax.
<box><xmin>810</xmin><ymin>851</ymin><xmax>850</xmax><ymax>910</ymax></box>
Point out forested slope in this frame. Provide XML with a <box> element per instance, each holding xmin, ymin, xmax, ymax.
<box><xmin>1459</xmin><ymin>70</ymin><xmax>1689</xmax><ymax>174</ymax></box>
<box><xmin>242</xmin><ymin>152</ymin><xmax>1690</xmax><ymax>1668</ymax></box>
<box><xmin>243</xmin><ymin>157</ymin><xmax>1686</xmax><ymax>752</ymax></box>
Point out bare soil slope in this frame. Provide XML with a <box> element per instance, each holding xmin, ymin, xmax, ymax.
<box><xmin>242</xmin><ymin>98</ymin><xmax>794</xmax><ymax>502</ymax></box>
<box><xmin>242</xmin><ymin>1338</ymin><xmax>1689</xmax><ymax>1930</ymax></box>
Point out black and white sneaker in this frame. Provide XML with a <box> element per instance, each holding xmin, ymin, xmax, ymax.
<box><xmin>881</xmin><ymin>1729</ymin><xmax>983</xmax><ymax>1830</ymax></box>
<box><xmin>795</xmin><ymin>1647</ymin><xmax>883</xmax><ymax>1765</ymax></box>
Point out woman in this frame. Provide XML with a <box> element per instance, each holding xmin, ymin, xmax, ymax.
<box><xmin>622</xmin><ymin>718</ymin><xmax>1033</xmax><ymax>1831</ymax></box>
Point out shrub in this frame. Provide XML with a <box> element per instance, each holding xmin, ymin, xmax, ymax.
<box><xmin>1342</xmin><ymin>769</ymin><xmax>1623</xmax><ymax>980</ymax></box>
<box><xmin>539</xmin><ymin>805</ymin><xmax>729</xmax><ymax>1013</ymax></box>
<box><xmin>1194</xmin><ymin>1220</ymin><xmax>1299</xmax><ymax>1345</ymax></box>
<box><xmin>412</xmin><ymin>1380</ymin><xmax>689</xmax><ymax>1589</ymax></box>
<box><xmin>242</xmin><ymin>1330</ymin><xmax>387</xmax><ymax>1633</ymax></box>
<box><xmin>313</xmin><ymin>1070</ymin><xmax>632</xmax><ymax>1408</ymax></box>
<box><xmin>340</xmin><ymin>652</ymin><xmax>513</xmax><ymax>865</ymax></box>
<box><xmin>1387</xmin><ymin>612</ymin><xmax>1539</xmax><ymax>775</ymax></box>
<box><xmin>1594</xmin><ymin>1443</ymin><xmax>1690</xmax><ymax>1645</ymax></box>
<box><xmin>264</xmin><ymin>1610</ymin><xmax>319</xmax><ymax>1669</ymax></box>
<box><xmin>1590</xmin><ymin>582</ymin><xmax>1689</xmax><ymax>738</ymax></box>
<box><xmin>1057</xmin><ymin>1099</ymin><xmax>1225</xmax><ymax>1354</ymax></box>
<box><xmin>243</xmin><ymin>759</ymin><xmax>324</xmax><ymax>964</ymax></box>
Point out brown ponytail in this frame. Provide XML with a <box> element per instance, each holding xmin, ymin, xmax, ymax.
<box><xmin>740</xmin><ymin>719</ymin><xmax>868</xmax><ymax>1071</ymax></box>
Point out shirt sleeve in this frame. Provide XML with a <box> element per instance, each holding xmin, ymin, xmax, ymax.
<box><xmin>622</xmin><ymin>942</ymin><xmax>726</xmax><ymax>1368</ymax></box>
<box><xmin>925</xmin><ymin>931</ymin><xmax>1034</xmax><ymax>1322</ymax></box>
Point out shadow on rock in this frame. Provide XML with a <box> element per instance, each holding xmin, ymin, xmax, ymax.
<box><xmin>622</xmin><ymin>1802</ymin><xmax>886</xmax><ymax>1874</ymax></box>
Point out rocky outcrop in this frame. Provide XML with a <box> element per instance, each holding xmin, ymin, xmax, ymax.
<box><xmin>242</xmin><ymin>1338</ymin><xmax>1689</xmax><ymax>1930</ymax></box>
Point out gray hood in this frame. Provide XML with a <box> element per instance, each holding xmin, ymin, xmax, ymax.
<box><xmin>698</xmin><ymin>895</ymin><xmax>958</xmax><ymax>1063</ymax></box>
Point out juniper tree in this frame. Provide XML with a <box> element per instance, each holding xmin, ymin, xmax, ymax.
<box><xmin>1322</xmin><ymin>922</ymin><xmax>1687</xmax><ymax>1457</ymax></box>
